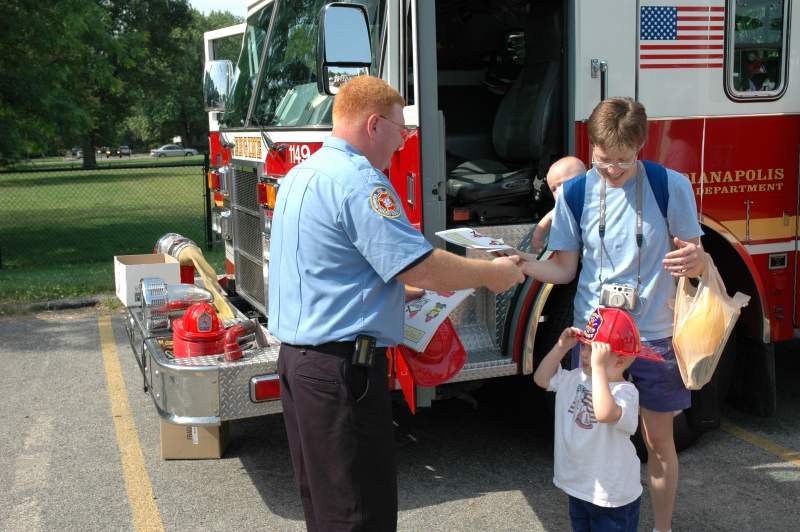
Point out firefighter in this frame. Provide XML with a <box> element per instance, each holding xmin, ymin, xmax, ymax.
<box><xmin>521</xmin><ymin>97</ymin><xmax>706</xmax><ymax>532</ymax></box>
<box><xmin>268</xmin><ymin>75</ymin><xmax>524</xmax><ymax>532</ymax></box>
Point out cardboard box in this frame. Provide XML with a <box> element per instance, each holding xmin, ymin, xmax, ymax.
<box><xmin>160</xmin><ymin>420</ymin><xmax>229</xmax><ymax>460</ymax></box>
<box><xmin>114</xmin><ymin>254</ymin><xmax>180</xmax><ymax>306</ymax></box>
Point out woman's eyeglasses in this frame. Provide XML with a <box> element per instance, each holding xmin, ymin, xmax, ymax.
<box><xmin>591</xmin><ymin>159</ymin><xmax>637</xmax><ymax>170</ymax></box>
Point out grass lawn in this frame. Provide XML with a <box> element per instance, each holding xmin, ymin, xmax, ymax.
<box><xmin>0</xmin><ymin>163</ymin><xmax>225</xmax><ymax>304</ymax></box>
<box><xmin>4</xmin><ymin>154</ymin><xmax>206</xmax><ymax>171</ymax></box>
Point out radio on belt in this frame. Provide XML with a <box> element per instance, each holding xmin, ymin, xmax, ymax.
<box><xmin>352</xmin><ymin>335</ymin><xmax>376</xmax><ymax>367</ymax></box>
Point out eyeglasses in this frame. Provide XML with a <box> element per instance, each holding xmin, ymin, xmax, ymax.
<box><xmin>379</xmin><ymin>114</ymin><xmax>413</xmax><ymax>140</ymax></box>
<box><xmin>591</xmin><ymin>159</ymin><xmax>638</xmax><ymax>170</ymax></box>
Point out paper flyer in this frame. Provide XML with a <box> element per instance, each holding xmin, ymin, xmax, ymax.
<box><xmin>402</xmin><ymin>289</ymin><xmax>474</xmax><ymax>352</ymax></box>
<box><xmin>434</xmin><ymin>227</ymin><xmax>518</xmax><ymax>255</ymax></box>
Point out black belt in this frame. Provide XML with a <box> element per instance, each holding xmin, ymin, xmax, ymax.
<box><xmin>285</xmin><ymin>341</ymin><xmax>386</xmax><ymax>357</ymax></box>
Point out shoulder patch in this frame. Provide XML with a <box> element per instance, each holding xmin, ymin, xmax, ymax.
<box><xmin>369</xmin><ymin>186</ymin><xmax>402</xmax><ymax>218</ymax></box>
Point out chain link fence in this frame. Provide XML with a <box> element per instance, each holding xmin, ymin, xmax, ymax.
<box><xmin>0</xmin><ymin>158</ymin><xmax>214</xmax><ymax>302</ymax></box>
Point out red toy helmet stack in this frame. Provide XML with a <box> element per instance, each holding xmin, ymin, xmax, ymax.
<box><xmin>172</xmin><ymin>302</ymin><xmax>247</xmax><ymax>361</ymax></box>
<box><xmin>172</xmin><ymin>302</ymin><xmax>226</xmax><ymax>358</ymax></box>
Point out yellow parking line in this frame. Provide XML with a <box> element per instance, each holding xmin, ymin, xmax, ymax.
<box><xmin>721</xmin><ymin>419</ymin><xmax>800</xmax><ymax>468</ymax></box>
<box><xmin>98</xmin><ymin>314</ymin><xmax>165</xmax><ymax>532</ymax></box>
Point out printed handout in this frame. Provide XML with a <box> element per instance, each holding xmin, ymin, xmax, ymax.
<box><xmin>403</xmin><ymin>289</ymin><xmax>474</xmax><ymax>352</ymax></box>
<box><xmin>435</xmin><ymin>227</ymin><xmax>519</xmax><ymax>255</ymax></box>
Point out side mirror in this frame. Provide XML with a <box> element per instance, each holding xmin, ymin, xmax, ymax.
<box><xmin>203</xmin><ymin>60</ymin><xmax>234</xmax><ymax>112</ymax></box>
<box><xmin>317</xmin><ymin>3</ymin><xmax>372</xmax><ymax>95</ymax></box>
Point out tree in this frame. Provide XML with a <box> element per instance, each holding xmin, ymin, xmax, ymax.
<box><xmin>0</xmin><ymin>0</ymin><xmax>109</xmax><ymax>162</ymax></box>
<box><xmin>127</xmin><ymin>8</ymin><xmax>241</xmax><ymax>151</ymax></box>
<box><xmin>0</xmin><ymin>0</ymin><xmax>219</xmax><ymax>167</ymax></box>
<box><xmin>76</xmin><ymin>0</ymin><xmax>195</xmax><ymax>167</ymax></box>
<box><xmin>0</xmin><ymin>1</ymin><xmax>243</xmax><ymax>166</ymax></box>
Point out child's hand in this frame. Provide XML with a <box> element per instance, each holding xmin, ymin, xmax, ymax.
<box><xmin>531</xmin><ymin>226</ymin><xmax>547</xmax><ymax>254</ymax></box>
<box><xmin>591</xmin><ymin>342</ymin><xmax>612</xmax><ymax>367</ymax></box>
<box><xmin>490</xmin><ymin>249</ymin><xmax>521</xmax><ymax>258</ymax></box>
<box><xmin>557</xmin><ymin>327</ymin><xmax>581</xmax><ymax>351</ymax></box>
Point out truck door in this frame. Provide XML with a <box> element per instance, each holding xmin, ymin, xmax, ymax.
<box><xmin>571</xmin><ymin>1</ymin><xmax>637</xmax><ymax>155</ymax></box>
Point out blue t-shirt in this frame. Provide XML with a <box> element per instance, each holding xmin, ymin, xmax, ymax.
<box><xmin>549</xmin><ymin>165</ymin><xmax>703</xmax><ymax>340</ymax></box>
<box><xmin>268</xmin><ymin>136</ymin><xmax>433</xmax><ymax>346</ymax></box>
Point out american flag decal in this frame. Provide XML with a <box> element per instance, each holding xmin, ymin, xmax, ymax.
<box><xmin>640</xmin><ymin>3</ymin><xmax>725</xmax><ymax>69</ymax></box>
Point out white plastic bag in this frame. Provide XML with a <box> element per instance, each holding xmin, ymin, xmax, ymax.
<box><xmin>672</xmin><ymin>259</ymin><xmax>750</xmax><ymax>390</ymax></box>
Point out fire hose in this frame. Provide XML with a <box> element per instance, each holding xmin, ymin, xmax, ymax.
<box><xmin>154</xmin><ymin>233</ymin><xmax>236</xmax><ymax>321</ymax></box>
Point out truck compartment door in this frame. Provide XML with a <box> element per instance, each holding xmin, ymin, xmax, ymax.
<box><xmin>572</xmin><ymin>1</ymin><xmax>636</xmax><ymax>124</ymax></box>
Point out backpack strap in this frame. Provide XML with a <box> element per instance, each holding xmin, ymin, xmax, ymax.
<box><xmin>562</xmin><ymin>173</ymin><xmax>587</xmax><ymax>228</ymax></box>
<box><xmin>562</xmin><ymin>161</ymin><xmax>669</xmax><ymax>229</ymax></box>
<box><xmin>641</xmin><ymin>160</ymin><xmax>669</xmax><ymax>219</ymax></box>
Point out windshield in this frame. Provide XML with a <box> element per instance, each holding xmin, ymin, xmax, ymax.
<box><xmin>250</xmin><ymin>0</ymin><xmax>386</xmax><ymax>128</ymax></box>
<box><xmin>224</xmin><ymin>3</ymin><xmax>276</xmax><ymax>128</ymax></box>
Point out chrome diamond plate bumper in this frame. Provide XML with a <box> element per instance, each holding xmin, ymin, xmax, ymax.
<box><xmin>125</xmin><ymin>307</ymin><xmax>282</xmax><ymax>426</ymax></box>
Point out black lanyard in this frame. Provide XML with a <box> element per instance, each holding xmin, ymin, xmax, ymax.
<box><xmin>598</xmin><ymin>162</ymin><xmax>644</xmax><ymax>290</ymax></box>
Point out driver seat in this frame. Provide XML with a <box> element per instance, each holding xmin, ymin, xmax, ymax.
<box><xmin>447</xmin><ymin>5</ymin><xmax>562</xmax><ymax>219</ymax></box>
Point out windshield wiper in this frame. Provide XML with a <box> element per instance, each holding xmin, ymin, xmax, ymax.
<box><xmin>253</xmin><ymin>117</ymin><xmax>286</xmax><ymax>154</ymax></box>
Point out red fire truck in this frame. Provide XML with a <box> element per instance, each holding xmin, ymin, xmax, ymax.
<box><xmin>183</xmin><ymin>0</ymin><xmax>799</xmax><ymax>443</ymax></box>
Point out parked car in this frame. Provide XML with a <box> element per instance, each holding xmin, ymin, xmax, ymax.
<box><xmin>117</xmin><ymin>145</ymin><xmax>132</xmax><ymax>157</ymax></box>
<box><xmin>70</xmin><ymin>146</ymin><xmax>81</xmax><ymax>157</ymax></box>
<box><xmin>149</xmin><ymin>144</ymin><xmax>199</xmax><ymax>157</ymax></box>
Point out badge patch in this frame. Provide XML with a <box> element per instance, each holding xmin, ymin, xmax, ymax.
<box><xmin>369</xmin><ymin>186</ymin><xmax>401</xmax><ymax>218</ymax></box>
<box><xmin>581</xmin><ymin>309</ymin><xmax>603</xmax><ymax>342</ymax></box>
<box><xmin>197</xmin><ymin>311</ymin><xmax>212</xmax><ymax>332</ymax></box>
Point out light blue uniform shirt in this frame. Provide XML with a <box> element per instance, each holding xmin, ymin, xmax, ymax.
<box><xmin>268</xmin><ymin>137</ymin><xmax>433</xmax><ymax>346</ymax></box>
<box><xmin>548</xmin><ymin>165</ymin><xmax>703</xmax><ymax>340</ymax></box>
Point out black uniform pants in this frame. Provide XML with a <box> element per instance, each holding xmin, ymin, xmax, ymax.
<box><xmin>278</xmin><ymin>343</ymin><xmax>397</xmax><ymax>532</ymax></box>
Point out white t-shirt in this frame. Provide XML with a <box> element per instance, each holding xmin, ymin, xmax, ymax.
<box><xmin>548</xmin><ymin>367</ymin><xmax>642</xmax><ymax>507</ymax></box>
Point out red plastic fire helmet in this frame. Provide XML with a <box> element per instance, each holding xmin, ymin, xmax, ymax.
<box><xmin>577</xmin><ymin>307</ymin><xmax>664</xmax><ymax>361</ymax></box>
<box><xmin>396</xmin><ymin>318</ymin><xmax>467</xmax><ymax>386</ymax></box>
<box><xmin>172</xmin><ymin>302</ymin><xmax>226</xmax><ymax>358</ymax></box>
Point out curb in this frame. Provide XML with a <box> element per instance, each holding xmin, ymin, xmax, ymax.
<box><xmin>0</xmin><ymin>294</ymin><xmax>118</xmax><ymax>316</ymax></box>
<box><xmin>29</xmin><ymin>295</ymin><xmax>102</xmax><ymax>311</ymax></box>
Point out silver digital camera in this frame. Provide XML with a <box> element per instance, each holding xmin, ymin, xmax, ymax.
<box><xmin>599</xmin><ymin>283</ymin><xmax>638</xmax><ymax>311</ymax></box>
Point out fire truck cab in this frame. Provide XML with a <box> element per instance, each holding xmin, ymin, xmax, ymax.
<box><xmin>196</xmin><ymin>0</ymin><xmax>798</xmax><ymax>436</ymax></box>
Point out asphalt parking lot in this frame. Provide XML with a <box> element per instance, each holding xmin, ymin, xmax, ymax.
<box><xmin>0</xmin><ymin>307</ymin><xmax>798</xmax><ymax>531</ymax></box>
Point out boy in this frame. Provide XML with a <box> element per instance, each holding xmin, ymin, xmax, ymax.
<box><xmin>531</xmin><ymin>156</ymin><xmax>587</xmax><ymax>253</ymax></box>
<box><xmin>534</xmin><ymin>307</ymin><xmax>664</xmax><ymax>532</ymax></box>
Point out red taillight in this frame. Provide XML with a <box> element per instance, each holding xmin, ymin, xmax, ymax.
<box><xmin>256</xmin><ymin>182</ymin><xmax>278</xmax><ymax>209</ymax></box>
<box><xmin>250</xmin><ymin>375</ymin><xmax>281</xmax><ymax>402</ymax></box>
<box><xmin>213</xmin><ymin>192</ymin><xmax>224</xmax><ymax>208</ymax></box>
<box><xmin>207</xmin><ymin>171</ymin><xmax>221</xmax><ymax>190</ymax></box>
<box><xmin>256</xmin><ymin>182</ymin><xmax>267</xmax><ymax>204</ymax></box>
